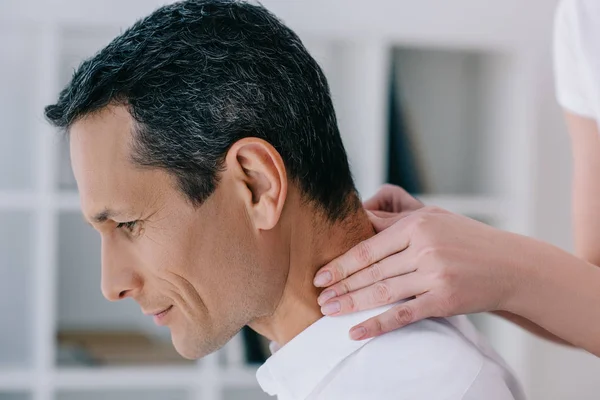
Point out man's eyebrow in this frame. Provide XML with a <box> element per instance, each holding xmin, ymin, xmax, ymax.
<box><xmin>84</xmin><ymin>209</ymin><xmax>124</xmax><ymax>225</ymax></box>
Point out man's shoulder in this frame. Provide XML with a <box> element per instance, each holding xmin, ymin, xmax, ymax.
<box><xmin>353</xmin><ymin>317</ymin><xmax>485</xmax><ymax>383</ymax></box>
<box><xmin>314</xmin><ymin>317</ymin><xmax>519</xmax><ymax>400</ymax></box>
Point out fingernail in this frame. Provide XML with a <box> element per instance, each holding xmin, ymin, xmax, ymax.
<box><xmin>314</xmin><ymin>271</ymin><xmax>332</xmax><ymax>287</ymax></box>
<box><xmin>350</xmin><ymin>326</ymin><xmax>367</xmax><ymax>340</ymax></box>
<box><xmin>318</xmin><ymin>289</ymin><xmax>336</xmax><ymax>305</ymax></box>
<box><xmin>321</xmin><ymin>301</ymin><xmax>341</xmax><ymax>315</ymax></box>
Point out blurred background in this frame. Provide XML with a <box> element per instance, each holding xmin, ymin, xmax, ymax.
<box><xmin>0</xmin><ymin>0</ymin><xmax>595</xmax><ymax>399</ymax></box>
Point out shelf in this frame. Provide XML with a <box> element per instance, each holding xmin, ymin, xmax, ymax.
<box><xmin>0</xmin><ymin>7</ymin><xmax>542</xmax><ymax>399</ymax></box>
<box><xmin>0</xmin><ymin>211</ymin><xmax>34</xmax><ymax>368</ymax></box>
<box><xmin>219</xmin><ymin>366</ymin><xmax>263</xmax><ymax>388</ymax></box>
<box><xmin>0</xmin><ymin>370</ymin><xmax>32</xmax><ymax>391</ymax></box>
<box><xmin>54</xmin><ymin>365</ymin><xmax>259</xmax><ymax>390</ymax></box>
<box><xmin>0</xmin><ymin>4</ymin><xmax>554</xmax><ymax>400</ymax></box>
<box><xmin>56</xmin><ymin>330</ymin><xmax>196</xmax><ymax>368</ymax></box>
<box><xmin>0</xmin><ymin>192</ymin><xmax>38</xmax><ymax>210</ymax></box>
<box><xmin>0</xmin><ymin>27</ymin><xmax>37</xmax><ymax>192</ymax></box>
<box><xmin>55</xmin><ymin>366</ymin><xmax>200</xmax><ymax>389</ymax></box>
<box><xmin>388</xmin><ymin>47</ymin><xmax>517</xmax><ymax>198</ymax></box>
<box><xmin>56</xmin><ymin>137</ymin><xmax>75</xmax><ymax>192</ymax></box>
<box><xmin>0</xmin><ymin>393</ymin><xmax>31</xmax><ymax>400</ymax></box>
<box><xmin>0</xmin><ymin>192</ymin><xmax>79</xmax><ymax>210</ymax></box>
<box><xmin>54</xmin><ymin>384</ymin><xmax>272</xmax><ymax>400</ymax></box>
<box><xmin>223</xmin><ymin>388</ymin><xmax>271</xmax><ymax>400</ymax></box>
<box><xmin>56</xmin><ymin>389</ymin><xmax>190</xmax><ymax>400</ymax></box>
<box><xmin>56</xmin><ymin>193</ymin><xmax>80</xmax><ymax>211</ymax></box>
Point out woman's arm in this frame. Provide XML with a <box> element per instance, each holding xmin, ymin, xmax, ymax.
<box><xmin>491</xmin><ymin>311</ymin><xmax>571</xmax><ymax>346</ymax></box>
<box><xmin>314</xmin><ymin>186</ymin><xmax>600</xmax><ymax>356</ymax></box>
<box><xmin>500</xmin><ymin>222</ymin><xmax>600</xmax><ymax>355</ymax></box>
<box><xmin>569</xmin><ymin>112</ymin><xmax>600</xmax><ymax>265</ymax></box>
<box><xmin>492</xmin><ymin>113</ymin><xmax>600</xmax><ymax>347</ymax></box>
<box><xmin>496</xmin><ymin>112</ymin><xmax>600</xmax><ymax>350</ymax></box>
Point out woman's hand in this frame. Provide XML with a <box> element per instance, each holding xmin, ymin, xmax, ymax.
<box><xmin>314</xmin><ymin>185</ymin><xmax>521</xmax><ymax>340</ymax></box>
<box><xmin>362</xmin><ymin>184</ymin><xmax>424</xmax><ymax>215</ymax></box>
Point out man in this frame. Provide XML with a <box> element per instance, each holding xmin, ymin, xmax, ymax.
<box><xmin>45</xmin><ymin>1</ymin><xmax>525</xmax><ymax>399</ymax></box>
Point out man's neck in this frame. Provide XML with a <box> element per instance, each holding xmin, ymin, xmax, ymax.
<box><xmin>250</xmin><ymin>207</ymin><xmax>374</xmax><ymax>346</ymax></box>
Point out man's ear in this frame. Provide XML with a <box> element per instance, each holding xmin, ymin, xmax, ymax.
<box><xmin>224</xmin><ymin>138</ymin><xmax>287</xmax><ymax>231</ymax></box>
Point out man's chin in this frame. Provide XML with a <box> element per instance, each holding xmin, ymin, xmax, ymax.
<box><xmin>172</xmin><ymin>335</ymin><xmax>208</xmax><ymax>360</ymax></box>
<box><xmin>170</xmin><ymin>329</ymin><xmax>223</xmax><ymax>360</ymax></box>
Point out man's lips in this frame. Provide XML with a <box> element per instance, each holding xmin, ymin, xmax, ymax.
<box><xmin>151</xmin><ymin>305</ymin><xmax>173</xmax><ymax>326</ymax></box>
<box><xmin>143</xmin><ymin>305</ymin><xmax>173</xmax><ymax>316</ymax></box>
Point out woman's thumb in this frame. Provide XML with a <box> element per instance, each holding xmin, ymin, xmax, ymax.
<box><xmin>366</xmin><ymin>210</ymin><xmax>399</xmax><ymax>232</ymax></box>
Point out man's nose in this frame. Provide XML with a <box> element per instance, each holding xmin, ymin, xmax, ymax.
<box><xmin>100</xmin><ymin>237</ymin><xmax>142</xmax><ymax>301</ymax></box>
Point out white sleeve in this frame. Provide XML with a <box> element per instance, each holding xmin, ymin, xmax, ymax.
<box><xmin>554</xmin><ymin>0</ymin><xmax>595</xmax><ymax>117</ymax></box>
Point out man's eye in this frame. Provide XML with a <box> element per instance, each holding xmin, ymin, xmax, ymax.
<box><xmin>116</xmin><ymin>221</ymin><xmax>139</xmax><ymax>233</ymax></box>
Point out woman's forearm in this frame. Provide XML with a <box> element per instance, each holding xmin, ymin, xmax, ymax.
<box><xmin>503</xmin><ymin>234</ymin><xmax>600</xmax><ymax>356</ymax></box>
<box><xmin>492</xmin><ymin>311</ymin><xmax>571</xmax><ymax>346</ymax></box>
<box><xmin>503</xmin><ymin>112</ymin><xmax>600</xmax><ymax>355</ymax></box>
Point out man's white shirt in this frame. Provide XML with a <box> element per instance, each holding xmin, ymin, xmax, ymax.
<box><xmin>256</xmin><ymin>304</ymin><xmax>525</xmax><ymax>400</ymax></box>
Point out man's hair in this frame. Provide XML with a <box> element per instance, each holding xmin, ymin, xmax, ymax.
<box><xmin>45</xmin><ymin>0</ymin><xmax>359</xmax><ymax>221</ymax></box>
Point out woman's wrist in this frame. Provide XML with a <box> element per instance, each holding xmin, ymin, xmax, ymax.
<box><xmin>496</xmin><ymin>233</ymin><xmax>550</xmax><ymax>315</ymax></box>
<box><xmin>498</xmin><ymin>232</ymin><xmax>600</xmax><ymax>354</ymax></box>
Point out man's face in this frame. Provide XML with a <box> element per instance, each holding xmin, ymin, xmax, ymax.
<box><xmin>69</xmin><ymin>106</ymin><xmax>288</xmax><ymax>359</ymax></box>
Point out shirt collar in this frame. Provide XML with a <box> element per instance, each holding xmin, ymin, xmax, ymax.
<box><xmin>256</xmin><ymin>304</ymin><xmax>396</xmax><ymax>400</ymax></box>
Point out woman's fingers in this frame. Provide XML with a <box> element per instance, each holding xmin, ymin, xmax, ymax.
<box><xmin>320</xmin><ymin>272</ymin><xmax>427</xmax><ymax>316</ymax></box>
<box><xmin>314</xmin><ymin>215</ymin><xmax>410</xmax><ymax>287</ymax></box>
<box><xmin>348</xmin><ymin>294</ymin><xmax>438</xmax><ymax>340</ymax></box>
<box><xmin>362</xmin><ymin>185</ymin><xmax>397</xmax><ymax>211</ymax></box>
<box><xmin>368</xmin><ymin>210</ymin><xmax>414</xmax><ymax>232</ymax></box>
<box><xmin>363</xmin><ymin>184</ymin><xmax>424</xmax><ymax>213</ymax></box>
<box><xmin>317</xmin><ymin>249</ymin><xmax>416</xmax><ymax>306</ymax></box>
